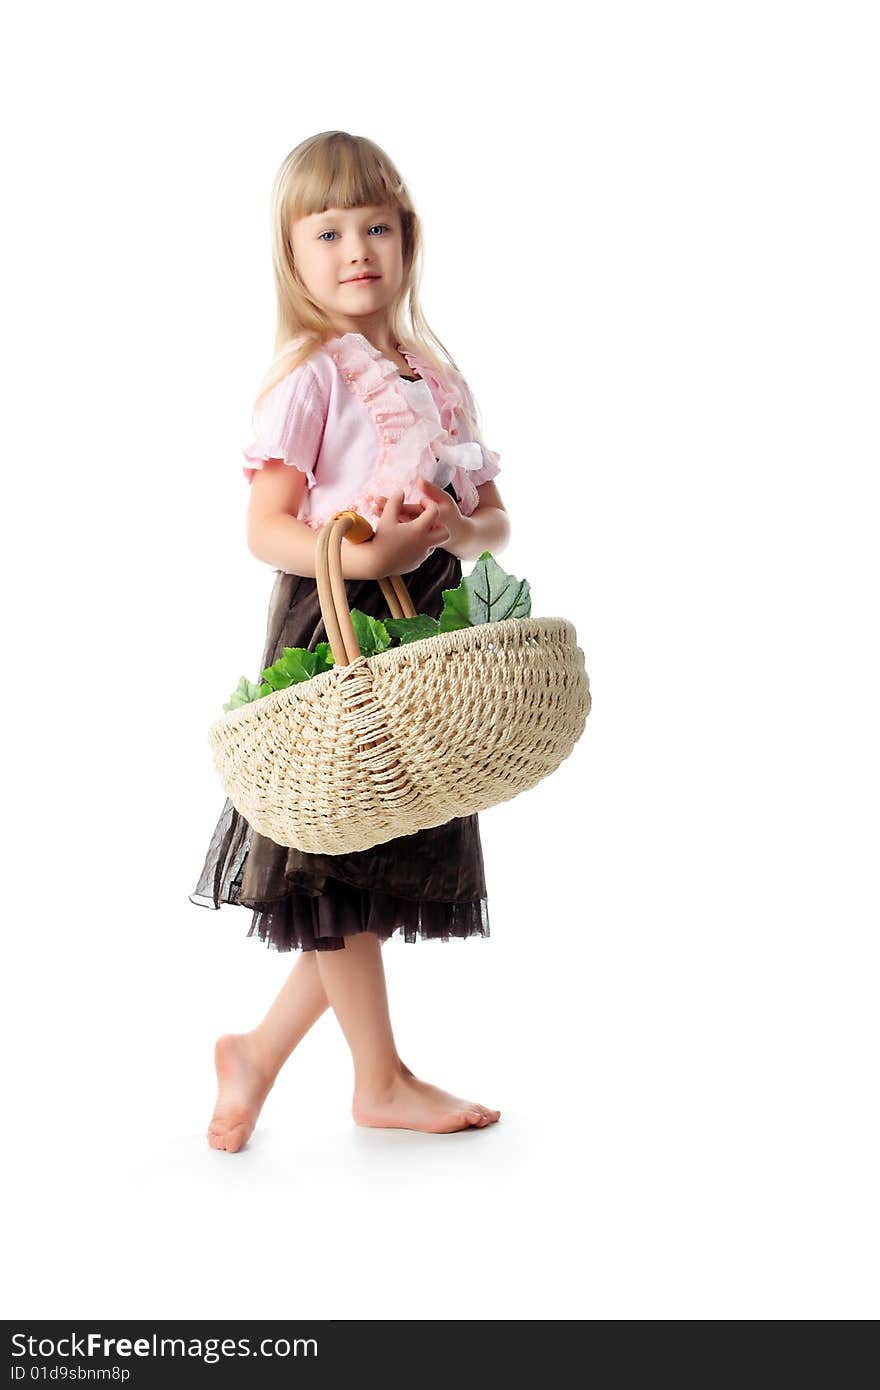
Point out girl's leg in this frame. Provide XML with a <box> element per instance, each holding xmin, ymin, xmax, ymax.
<box><xmin>314</xmin><ymin>931</ymin><xmax>501</xmax><ymax>1134</ymax></box>
<box><xmin>208</xmin><ymin>937</ymin><xmax>406</xmax><ymax>1152</ymax></box>
<box><xmin>208</xmin><ymin>949</ymin><xmax>328</xmax><ymax>1152</ymax></box>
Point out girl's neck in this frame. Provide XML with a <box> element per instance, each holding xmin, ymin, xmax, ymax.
<box><xmin>327</xmin><ymin>314</ymin><xmax>398</xmax><ymax>359</ymax></box>
<box><xmin>330</xmin><ymin>325</ymin><xmax>411</xmax><ymax>375</ymax></box>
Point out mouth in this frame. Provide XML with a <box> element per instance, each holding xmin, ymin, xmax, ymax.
<box><xmin>343</xmin><ymin>274</ymin><xmax>380</xmax><ymax>284</ymax></box>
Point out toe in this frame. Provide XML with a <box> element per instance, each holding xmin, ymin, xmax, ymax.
<box><xmin>225</xmin><ymin>1124</ymin><xmax>249</xmax><ymax>1152</ymax></box>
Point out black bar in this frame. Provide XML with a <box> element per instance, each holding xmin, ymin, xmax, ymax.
<box><xmin>3</xmin><ymin>1321</ymin><xmax>567</xmax><ymax>1386</ymax></box>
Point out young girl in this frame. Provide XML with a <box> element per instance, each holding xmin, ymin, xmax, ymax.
<box><xmin>190</xmin><ymin>130</ymin><xmax>510</xmax><ymax>1151</ymax></box>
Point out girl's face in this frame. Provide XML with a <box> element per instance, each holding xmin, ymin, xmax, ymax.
<box><xmin>290</xmin><ymin>203</ymin><xmax>405</xmax><ymax>335</ymax></box>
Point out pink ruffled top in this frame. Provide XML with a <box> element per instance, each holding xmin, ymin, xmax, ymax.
<box><xmin>242</xmin><ymin>331</ymin><xmax>501</xmax><ymax>533</ymax></box>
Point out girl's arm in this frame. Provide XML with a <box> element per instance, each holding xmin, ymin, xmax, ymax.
<box><xmin>246</xmin><ymin>460</ymin><xmax>377</xmax><ymax>580</ymax></box>
<box><xmin>447</xmin><ymin>480</ymin><xmax>511</xmax><ymax>562</ymax></box>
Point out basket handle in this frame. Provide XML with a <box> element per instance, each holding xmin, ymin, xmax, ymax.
<box><xmin>316</xmin><ymin>510</ymin><xmax>418</xmax><ymax>666</ymax></box>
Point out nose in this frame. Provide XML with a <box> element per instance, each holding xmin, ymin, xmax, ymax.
<box><xmin>345</xmin><ymin>231</ymin><xmax>375</xmax><ymax>258</ymax></box>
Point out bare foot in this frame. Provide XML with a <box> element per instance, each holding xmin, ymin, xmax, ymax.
<box><xmin>352</xmin><ymin>1071</ymin><xmax>501</xmax><ymax>1133</ymax></box>
<box><xmin>207</xmin><ymin>1033</ymin><xmax>276</xmax><ymax>1153</ymax></box>
<box><xmin>207</xmin><ymin>1041</ymin><xmax>421</xmax><ymax>1151</ymax></box>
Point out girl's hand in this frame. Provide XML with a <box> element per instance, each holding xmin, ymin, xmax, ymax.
<box><xmin>408</xmin><ymin>478</ymin><xmax>470</xmax><ymax>554</ymax></box>
<box><xmin>369</xmin><ymin>491</ymin><xmax>451</xmax><ymax>577</ymax></box>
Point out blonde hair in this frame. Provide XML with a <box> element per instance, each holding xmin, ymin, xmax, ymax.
<box><xmin>251</xmin><ymin>130</ymin><xmax>487</xmax><ymax>449</ymax></box>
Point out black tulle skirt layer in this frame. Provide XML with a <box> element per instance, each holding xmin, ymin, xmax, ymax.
<box><xmin>189</xmin><ymin>513</ymin><xmax>491</xmax><ymax>952</ymax></box>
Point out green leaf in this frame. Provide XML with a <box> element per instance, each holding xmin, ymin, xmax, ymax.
<box><xmin>261</xmin><ymin>641</ymin><xmax>336</xmax><ymax>692</ymax></box>
<box><xmin>464</xmin><ymin>550</ymin><xmax>531</xmax><ymax>623</ymax></box>
<box><xmin>223</xmin><ymin>675</ymin><xmax>266</xmax><ymax>712</ymax></box>
<box><xmin>221</xmin><ymin>556</ymin><xmax>531</xmax><ymax>711</ymax></box>
<box><xmin>349</xmin><ymin>609</ymin><xmax>392</xmax><ymax>657</ymax></box>
<box><xmin>312</xmin><ymin>640</ymin><xmax>336</xmax><ymax>670</ymax></box>
<box><xmin>439</xmin><ymin>551</ymin><xmax>531</xmax><ymax>629</ymax></box>
<box><xmin>436</xmin><ymin>592</ymin><xmax>474</xmax><ymax>632</ymax></box>
<box><xmin>384</xmin><ymin>613</ymin><xmax>441</xmax><ymax>645</ymax></box>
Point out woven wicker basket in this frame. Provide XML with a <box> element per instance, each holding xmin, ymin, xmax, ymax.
<box><xmin>207</xmin><ymin>510</ymin><xmax>591</xmax><ymax>854</ymax></box>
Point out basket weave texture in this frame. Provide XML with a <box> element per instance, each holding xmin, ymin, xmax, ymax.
<box><xmin>207</xmin><ymin>511</ymin><xmax>591</xmax><ymax>854</ymax></box>
<box><xmin>209</xmin><ymin>615</ymin><xmax>590</xmax><ymax>854</ymax></box>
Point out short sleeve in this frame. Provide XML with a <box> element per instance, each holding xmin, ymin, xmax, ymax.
<box><xmin>242</xmin><ymin>361</ymin><xmax>326</xmax><ymax>486</ymax></box>
<box><xmin>452</xmin><ymin>371</ymin><xmax>501</xmax><ymax>487</ymax></box>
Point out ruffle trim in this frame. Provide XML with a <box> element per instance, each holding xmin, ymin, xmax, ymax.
<box><xmin>241</xmin><ymin>443</ymin><xmax>317</xmax><ymax>490</ymax></box>
<box><xmin>322</xmin><ymin>332</ymin><xmax>491</xmax><ymax>527</ymax></box>
<box><xmin>397</xmin><ymin>341</ymin><xmax>502</xmax><ymax>514</ymax></box>
<box><xmin>245</xmin><ymin>880</ymin><xmax>491</xmax><ymax>953</ymax></box>
<box><xmin>241</xmin><ymin>351</ymin><xmax>324</xmax><ymax>488</ymax></box>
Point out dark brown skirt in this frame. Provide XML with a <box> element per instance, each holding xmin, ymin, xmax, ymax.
<box><xmin>189</xmin><ymin>501</ymin><xmax>491</xmax><ymax>952</ymax></box>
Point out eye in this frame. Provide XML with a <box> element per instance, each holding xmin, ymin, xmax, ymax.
<box><xmin>318</xmin><ymin>224</ymin><xmax>391</xmax><ymax>242</ymax></box>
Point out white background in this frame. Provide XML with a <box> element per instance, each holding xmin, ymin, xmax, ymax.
<box><xmin>3</xmin><ymin>0</ymin><xmax>878</xmax><ymax>1321</ymax></box>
